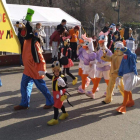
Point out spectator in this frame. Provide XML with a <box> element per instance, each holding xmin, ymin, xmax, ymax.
<box><xmin>102</xmin><ymin>22</ymin><xmax>110</xmax><ymax>33</ymax></box>
<box><xmin>34</xmin><ymin>23</ymin><xmax>46</xmax><ymax>52</ymax></box>
<box><xmin>69</xmin><ymin>26</ymin><xmax>80</xmax><ymax>61</ymax></box>
<box><xmin>57</xmin><ymin>19</ymin><xmax>67</xmax><ymax>31</ymax></box>
<box><xmin>49</xmin><ymin>27</ymin><xmax>65</xmax><ymax>60</ymax></box>
<box><xmin>116</xmin><ymin>23</ymin><xmax>121</xmax><ymax>31</ymax></box>
<box><xmin>92</xmin><ymin>35</ymin><xmax>99</xmax><ymax>52</ymax></box>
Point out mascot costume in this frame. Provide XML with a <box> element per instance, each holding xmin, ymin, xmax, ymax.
<box><xmin>86</xmin><ymin>33</ymin><xmax>112</xmax><ymax>99</ymax></box>
<box><xmin>116</xmin><ymin>47</ymin><xmax>140</xmax><ymax>113</ymax></box>
<box><xmin>39</xmin><ymin>60</ymin><xmax>69</xmax><ymax>125</ymax></box>
<box><xmin>101</xmin><ymin>41</ymin><xmax>124</xmax><ymax>104</ymax></box>
<box><xmin>14</xmin><ymin>8</ymin><xmax>54</xmax><ymax>110</ymax></box>
<box><xmin>77</xmin><ymin>34</ymin><xmax>97</xmax><ymax>96</ymax></box>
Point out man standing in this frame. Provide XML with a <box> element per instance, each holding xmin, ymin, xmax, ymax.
<box><xmin>69</xmin><ymin>26</ymin><xmax>80</xmax><ymax>61</ymax></box>
<box><xmin>57</xmin><ymin>19</ymin><xmax>67</xmax><ymax>30</ymax></box>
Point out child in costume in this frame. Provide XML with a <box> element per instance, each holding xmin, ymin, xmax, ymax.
<box><xmin>14</xmin><ymin>8</ymin><xmax>54</xmax><ymax>110</ymax></box>
<box><xmin>39</xmin><ymin>60</ymin><xmax>69</xmax><ymax>125</ymax></box>
<box><xmin>77</xmin><ymin>39</ymin><xmax>91</xmax><ymax>90</ymax></box>
<box><xmin>86</xmin><ymin>33</ymin><xmax>112</xmax><ymax>99</ymax></box>
<box><xmin>60</xmin><ymin>36</ymin><xmax>78</xmax><ymax>85</ymax></box>
<box><xmin>116</xmin><ymin>47</ymin><xmax>140</xmax><ymax>113</ymax></box>
<box><xmin>77</xmin><ymin>34</ymin><xmax>97</xmax><ymax>96</ymax></box>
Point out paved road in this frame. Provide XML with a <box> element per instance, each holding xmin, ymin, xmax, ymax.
<box><xmin>0</xmin><ymin>64</ymin><xmax>140</xmax><ymax>140</ymax></box>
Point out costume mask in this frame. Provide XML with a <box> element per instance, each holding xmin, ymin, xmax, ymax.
<box><xmin>114</xmin><ymin>41</ymin><xmax>124</xmax><ymax>56</ymax></box>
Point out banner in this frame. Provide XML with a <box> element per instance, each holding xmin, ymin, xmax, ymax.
<box><xmin>0</xmin><ymin>0</ymin><xmax>21</xmax><ymax>54</ymax></box>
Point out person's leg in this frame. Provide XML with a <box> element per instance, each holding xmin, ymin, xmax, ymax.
<box><xmin>52</xmin><ymin>42</ymin><xmax>56</xmax><ymax>58</ymax></box>
<box><xmin>47</xmin><ymin>107</ymin><xmax>59</xmax><ymax>125</ymax></box>
<box><xmin>73</xmin><ymin>42</ymin><xmax>77</xmax><ymax>60</ymax></box>
<box><xmin>66</xmin><ymin>68</ymin><xmax>75</xmax><ymax>80</ymax></box>
<box><xmin>116</xmin><ymin>90</ymin><xmax>129</xmax><ymax>113</ymax></box>
<box><xmin>126</xmin><ymin>91</ymin><xmax>134</xmax><ymax>107</ymax></box>
<box><xmin>59</xmin><ymin>105</ymin><xmax>69</xmax><ymax>120</ymax></box>
<box><xmin>34</xmin><ymin>79</ymin><xmax>54</xmax><ymax>107</ymax></box>
<box><xmin>81</xmin><ymin>74</ymin><xmax>88</xmax><ymax>90</ymax></box>
<box><xmin>70</xmin><ymin>42</ymin><xmax>74</xmax><ymax>60</ymax></box>
<box><xmin>14</xmin><ymin>74</ymin><xmax>33</xmax><ymax>110</ymax></box>
<box><xmin>103</xmin><ymin>70</ymin><xmax>110</xmax><ymax>85</ymax></box>
<box><xmin>103</xmin><ymin>76</ymin><xmax>116</xmax><ymax>104</ymax></box>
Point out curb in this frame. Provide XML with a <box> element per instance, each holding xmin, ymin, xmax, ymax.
<box><xmin>0</xmin><ymin>62</ymin><xmax>79</xmax><ymax>73</ymax></box>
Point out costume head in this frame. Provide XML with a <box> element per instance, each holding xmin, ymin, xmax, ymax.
<box><xmin>114</xmin><ymin>41</ymin><xmax>124</xmax><ymax>56</ymax></box>
<box><xmin>81</xmin><ymin>34</ymin><xmax>94</xmax><ymax>53</ymax></box>
<box><xmin>109</xmin><ymin>23</ymin><xmax>116</xmax><ymax>33</ymax></box>
<box><xmin>15</xmin><ymin>8</ymin><xmax>35</xmax><ymax>40</ymax></box>
<box><xmin>52</xmin><ymin>61</ymin><xmax>61</xmax><ymax>76</ymax></box>
<box><xmin>98</xmin><ymin>32</ymin><xmax>108</xmax><ymax>50</ymax></box>
<box><xmin>62</xmin><ymin>36</ymin><xmax>71</xmax><ymax>47</ymax></box>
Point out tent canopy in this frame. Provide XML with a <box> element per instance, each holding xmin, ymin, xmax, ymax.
<box><xmin>7</xmin><ymin>4</ymin><xmax>81</xmax><ymax>27</ymax></box>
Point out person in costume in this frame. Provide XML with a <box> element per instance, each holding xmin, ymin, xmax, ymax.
<box><xmin>60</xmin><ymin>36</ymin><xmax>78</xmax><ymax>85</ymax></box>
<box><xmin>116</xmin><ymin>47</ymin><xmax>140</xmax><ymax>113</ymax></box>
<box><xmin>14</xmin><ymin>8</ymin><xmax>54</xmax><ymax>110</ymax></box>
<box><xmin>77</xmin><ymin>38</ymin><xmax>91</xmax><ymax>91</ymax></box>
<box><xmin>86</xmin><ymin>33</ymin><xmax>112</xmax><ymax>99</ymax></box>
<box><xmin>77</xmin><ymin>34</ymin><xmax>97</xmax><ymax>96</ymax></box>
<box><xmin>107</xmin><ymin>23</ymin><xmax>116</xmax><ymax>53</ymax></box>
<box><xmin>101</xmin><ymin>41</ymin><xmax>124</xmax><ymax>104</ymax></box>
<box><xmin>39</xmin><ymin>60</ymin><xmax>69</xmax><ymax>125</ymax></box>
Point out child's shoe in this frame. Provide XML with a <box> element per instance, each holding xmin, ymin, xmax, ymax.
<box><xmin>47</xmin><ymin>119</ymin><xmax>58</xmax><ymax>126</ymax></box>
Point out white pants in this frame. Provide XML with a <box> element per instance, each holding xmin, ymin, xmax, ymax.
<box><xmin>95</xmin><ymin>70</ymin><xmax>110</xmax><ymax>80</ymax></box>
<box><xmin>52</xmin><ymin>41</ymin><xmax>58</xmax><ymax>58</ymax></box>
<box><xmin>123</xmin><ymin>72</ymin><xmax>140</xmax><ymax>91</ymax></box>
<box><xmin>82</xmin><ymin>65</ymin><xmax>96</xmax><ymax>79</ymax></box>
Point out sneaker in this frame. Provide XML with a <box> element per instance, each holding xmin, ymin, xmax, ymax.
<box><xmin>85</xmin><ymin>91</ymin><xmax>95</xmax><ymax>99</ymax></box>
<box><xmin>47</xmin><ymin>119</ymin><xmax>58</xmax><ymax>126</ymax></box>
<box><xmin>77</xmin><ymin>88</ymin><xmax>85</xmax><ymax>94</ymax></box>
<box><xmin>72</xmin><ymin>77</ymin><xmax>78</xmax><ymax>85</ymax></box>
<box><xmin>59</xmin><ymin>113</ymin><xmax>69</xmax><ymax>120</ymax></box>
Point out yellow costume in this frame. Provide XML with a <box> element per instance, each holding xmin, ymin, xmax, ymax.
<box><xmin>101</xmin><ymin>41</ymin><xmax>124</xmax><ymax>104</ymax></box>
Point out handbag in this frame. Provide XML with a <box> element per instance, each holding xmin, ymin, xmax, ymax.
<box><xmin>60</xmin><ymin>56</ymin><xmax>68</xmax><ymax>65</ymax></box>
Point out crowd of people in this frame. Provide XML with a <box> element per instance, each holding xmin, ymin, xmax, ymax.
<box><xmin>1</xmin><ymin>8</ymin><xmax>140</xmax><ymax>126</ymax></box>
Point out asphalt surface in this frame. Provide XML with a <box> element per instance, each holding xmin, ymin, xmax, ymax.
<box><xmin>0</xmin><ymin>64</ymin><xmax>140</xmax><ymax>140</ymax></box>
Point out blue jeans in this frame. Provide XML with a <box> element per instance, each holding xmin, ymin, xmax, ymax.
<box><xmin>20</xmin><ymin>74</ymin><xmax>54</xmax><ymax>107</ymax></box>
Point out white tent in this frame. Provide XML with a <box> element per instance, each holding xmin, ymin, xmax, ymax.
<box><xmin>7</xmin><ymin>4</ymin><xmax>81</xmax><ymax>50</ymax></box>
<box><xmin>7</xmin><ymin>4</ymin><xmax>81</xmax><ymax>27</ymax></box>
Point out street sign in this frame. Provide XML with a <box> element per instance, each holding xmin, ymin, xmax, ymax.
<box><xmin>0</xmin><ymin>0</ymin><xmax>21</xmax><ymax>54</ymax></box>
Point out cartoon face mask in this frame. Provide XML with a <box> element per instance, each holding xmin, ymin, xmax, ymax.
<box><xmin>114</xmin><ymin>41</ymin><xmax>124</xmax><ymax>56</ymax></box>
<box><xmin>98</xmin><ymin>35</ymin><xmax>108</xmax><ymax>50</ymax></box>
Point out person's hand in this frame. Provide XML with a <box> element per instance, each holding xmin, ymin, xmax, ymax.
<box><xmin>77</xmin><ymin>44</ymin><xmax>81</xmax><ymax>49</ymax></box>
<box><xmin>103</xmin><ymin>50</ymin><xmax>107</xmax><ymax>57</ymax></box>
<box><xmin>57</xmin><ymin>77</ymin><xmax>66</xmax><ymax>87</ymax></box>
<box><xmin>38</xmin><ymin>71</ymin><xmax>47</xmax><ymax>76</ymax></box>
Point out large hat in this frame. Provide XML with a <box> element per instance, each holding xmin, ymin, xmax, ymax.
<box><xmin>52</xmin><ymin>61</ymin><xmax>61</xmax><ymax>72</ymax></box>
<box><xmin>114</xmin><ymin>41</ymin><xmax>124</xmax><ymax>49</ymax></box>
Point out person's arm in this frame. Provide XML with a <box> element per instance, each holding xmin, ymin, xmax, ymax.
<box><xmin>101</xmin><ymin>51</ymin><xmax>112</xmax><ymax>62</ymax></box>
<box><xmin>77</xmin><ymin>31</ymin><xmax>79</xmax><ymax>40</ymax></box>
<box><xmin>35</xmin><ymin>42</ymin><xmax>46</xmax><ymax>71</ymax></box>
<box><xmin>45</xmin><ymin>73</ymin><xmax>53</xmax><ymax>80</ymax></box>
